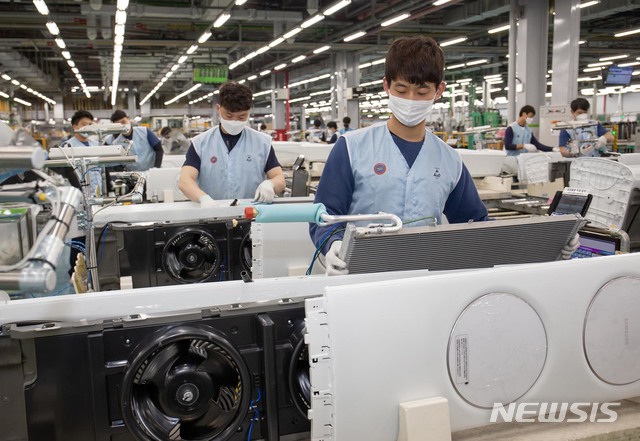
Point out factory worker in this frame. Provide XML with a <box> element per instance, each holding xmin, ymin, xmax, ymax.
<box><xmin>339</xmin><ymin>116</ymin><xmax>355</xmax><ymax>134</ymax></box>
<box><xmin>558</xmin><ymin>98</ymin><xmax>613</xmax><ymax>157</ymax></box>
<box><xmin>309</xmin><ymin>35</ymin><xmax>580</xmax><ymax>275</ymax></box>
<box><xmin>326</xmin><ymin>121</ymin><xmax>339</xmax><ymax>143</ymax></box>
<box><xmin>105</xmin><ymin>109</ymin><xmax>163</xmax><ymax>171</ymax></box>
<box><xmin>61</xmin><ymin>110</ymin><xmax>103</xmax><ymax>196</ymax></box>
<box><xmin>504</xmin><ymin>105</ymin><xmax>557</xmax><ymax>156</ymax></box>
<box><xmin>179</xmin><ymin>81</ymin><xmax>285</xmax><ymax>206</ymax></box>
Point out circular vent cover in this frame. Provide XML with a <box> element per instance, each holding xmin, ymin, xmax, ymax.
<box><xmin>447</xmin><ymin>293</ymin><xmax>547</xmax><ymax>408</ymax></box>
<box><xmin>584</xmin><ymin>276</ymin><xmax>640</xmax><ymax>385</ymax></box>
<box><xmin>121</xmin><ymin>325</ymin><xmax>250</xmax><ymax>441</ymax></box>
<box><xmin>162</xmin><ymin>227</ymin><xmax>221</xmax><ymax>284</ymax></box>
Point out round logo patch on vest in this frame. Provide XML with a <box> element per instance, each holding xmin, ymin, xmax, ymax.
<box><xmin>210</xmin><ymin>156</ymin><xmax>218</xmax><ymax>164</ymax></box>
<box><xmin>373</xmin><ymin>162</ymin><xmax>387</xmax><ymax>175</ymax></box>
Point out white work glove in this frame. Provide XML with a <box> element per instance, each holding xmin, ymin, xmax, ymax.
<box><xmin>561</xmin><ymin>233</ymin><xmax>580</xmax><ymax>260</ymax></box>
<box><xmin>325</xmin><ymin>240</ymin><xmax>348</xmax><ymax>276</ymax></box>
<box><xmin>254</xmin><ymin>180</ymin><xmax>275</xmax><ymax>203</ymax></box>
<box><xmin>199</xmin><ymin>194</ymin><xmax>216</xmax><ymax>208</ymax></box>
<box><xmin>523</xmin><ymin>143</ymin><xmax>537</xmax><ymax>153</ymax></box>
<box><xmin>552</xmin><ymin>147</ymin><xmax>560</xmax><ymax>152</ymax></box>
<box><xmin>596</xmin><ymin>135</ymin><xmax>609</xmax><ymax>153</ymax></box>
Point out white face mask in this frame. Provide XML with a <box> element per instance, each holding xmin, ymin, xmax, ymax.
<box><xmin>525</xmin><ymin>117</ymin><xmax>534</xmax><ymax>125</ymax></box>
<box><xmin>576</xmin><ymin>113</ymin><xmax>589</xmax><ymax>121</ymax></box>
<box><xmin>220</xmin><ymin>116</ymin><xmax>247</xmax><ymax>135</ymax></box>
<box><xmin>387</xmin><ymin>94</ymin><xmax>434</xmax><ymax>127</ymax></box>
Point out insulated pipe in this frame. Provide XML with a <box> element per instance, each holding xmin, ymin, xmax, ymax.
<box><xmin>0</xmin><ymin>146</ymin><xmax>46</xmax><ymax>169</ymax></box>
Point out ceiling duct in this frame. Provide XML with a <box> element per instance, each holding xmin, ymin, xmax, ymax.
<box><xmin>0</xmin><ymin>51</ymin><xmax>53</xmax><ymax>91</ymax></box>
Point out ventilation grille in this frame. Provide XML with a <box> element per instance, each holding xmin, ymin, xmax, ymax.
<box><xmin>341</xmin><ymin>215</ymin><xmax>583</xmax><ymax>274</ymax></box>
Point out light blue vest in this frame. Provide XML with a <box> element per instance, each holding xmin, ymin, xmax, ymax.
<box><xmin>108</xmin><ymin>127</ymin><xmax>155</xmax><ymax>171</ymax></box>
<box><xmin>506</xmin><ymin>121</ymin><xmax>532</xmax><ymax>157</ymax></box>
<box><xmin>344</xmin><ymin>122</ymin><xmax>462</xmax><ymax>226</ymax></box>
<box><xmin>63</xmin><ymin>136</ymin><xmax>103</xmax><ymax>196</ymax></box>
<box><xmin>191</xmin><ymin>126</ymin><xmax>271</xmax><ymax>199</ymax></box>
<box><xmin>565</xmin><ymin>123</ymin><xmax>599</xmax><ymax>158</ymax></box>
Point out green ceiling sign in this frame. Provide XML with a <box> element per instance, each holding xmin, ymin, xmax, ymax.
<box><xmin>193</xmin><ymin>64</ymin><xmax>228</xmax><ymax>84</ymax></box>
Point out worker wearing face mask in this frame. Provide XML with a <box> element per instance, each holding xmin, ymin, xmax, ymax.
<box><xmin>179</xmin><ymin>81</ymin><xmax>286</xmax><ymax>206</ymax></box>
<box><xmin>559</xmin><ymin>98</ymin><xmax>613</xmax><ymax>157</ymax></box>
<box><xmin>310</xmin><ymin>36</ymin><xmax>492</xmax><ymax>275</ymax></box>
<box><xmin>504</xmin><ymin>105</ymin><xmax>557</xmax><ymax>156</ymax></box>
<box><xmin>105</xmin><ymin>109</ymin><xmax>163</xmax><ymax>171</ymax></box>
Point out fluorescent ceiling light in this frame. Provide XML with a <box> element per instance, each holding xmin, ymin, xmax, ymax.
<box><xmin>269</xmin><ymin>37</ymin><xmax>285</xmax><ymax>47</ymax></box>
<box><xmin>46</xmin><ymin>21</ymin><xmax>59</xmax><ymax>35</ymax></box>
<box><xmin>371</xmin><ymin>58</ymin><xmax>385</xmax><ymax>65</ymax></box>
<box><xmin>433</xmin><ymin>0</ymin><xmax>452</xmax><ymax>5</ymax></box>
<box><xmin>20</xmin><ymin>84</ymin><xmax>27</xmax><ymax>89</ymax></box>
<box><xmin>313</xmin><ymin>45</ymin><xmax>331</xmax><ymax>54</ymax></box>
<box><xmin>117</xmin><ymin>0</ymin><xmax>128</xmax><ymax>9</ymax></box>
<box><xmin>343</xmin><ymin>31</ymin><xmax>366</xmax><ymax>42</ymax></box>
<box><xmin>1</xmin><ymin>74</ymin><xmax>10</xmax><ymax>81</ymax></box>
<box><xmin>583</xmin><ymin>67</ymin><xmax>603</xmax><ymax>72</ymax></box>
<box><xmin>440</xmin><ymin>36</ymin><xmax>467</xmax><ymax>47</ymax></box>
<box><xmin>260</xmin><ymin>69</ymin><xmax>271</xmax><ymax>76</ymax></box>
<box><xmin>245</xmin><ymin>51</ymin><xmax>258</xmax><ymax>60</ymax></box>
<box><xmin>599</xmin><ymin>54</ymin><xmax>628</xmax><ymax>61</ymax></box>
<box><xmin>115</xmin><ymin>10</ymin><xmax>127</xmax><ymax>25</ymax></box>
<box><xmin>247</xmin><ymin>75</ymin><xmax>257</xmax><ymax>80</ymax></box>
<box><xmin>324</xmin><ymin>0</ymin><xmax>351</xmax><ymax>16</ymax></box>
<box><xmin>466</xmin><ymin>59</ymin><xmax>488</xmax><ymax>66</ymax></box>
<box><xmin>238</xmin><ymin>79</ymin><xmax>246</xmax><ymax>84</ymax></box>
<box><xmin>359</xmin><ymin>62</ymin><xmax>372</xmax><ymax>69</ymax></box>
<box><xmin>171</xmin><ymin>64</ymin><xmax>180</xmax><ymax>71</ymax></box>
<box><xmin>484</xmin><ymin>74</ymin><xmax>501</xmax><ymax>79</ymax></box>
<box><xmin>114</xmin><ymin>35</ymin><xmax>124</xmax><ymax>45</ymax></box>
<box><xmin>446</xmin><ymin>63</ymin><xmax>465</xmax><ymax>70</ymax></box>
<box><xmin>579</xmin><ymin>40</ymin><xmax>586</xmax><ymax>44</ymax></box>
<box><xmin>14</xmin><ymin>97</ymin><xmax>32</xmax><ymax>106</ymax></box>
<box><xmin>274</xmin><ymin>63</ymin><xmax>287</xmax><ymax>70</ymax></box>
<box><xmin>32</xmin><ymin>0</ymin><xmax>49</xmax><ymax>15</ymax></box>
<box><xmin>615</xmin><ymin>27</ymin><xmax>640</xmax><ymax>37</ymax></box>
<box><xmin>301</xmin><ymin>14</ymin><xmax>325</xmax><ymax>29</ymax></box>
<box><xmin>488</xmin><ymin>24</ymin><xmax>510</xmax><ymax>34</ymax></box>
<box><xmin>178</xmin><ymin>55</ymin><xmax>188</xmax><ymax>64</ymax></box>
<box><xmin>213</xmin><ymin>12</ymin><xmax>231</xmax><ymax>28</ymax></box>
<box><xmin>11</xmin><ymin>79</ymin><xmax>19</xmax><ymax>86</ymax></box>
<box><xmin>0</xmin><ymin>91</ymin><xmax>8</xmax><ymax>98</ymax></box>
<box><xmin>198</xmin><ymin>31</ymin><xmax>212</xmax><ymax>43</ymax></box>
<box><xmin>587</xmin><ymin>61</ymin><xmax>612</xmax><ymax>67</ymax></box>
<box><xmin>618</xmin><ymin>61</ymin><xmax>640</xmax><ymax>67</ymax></box>
<box><xmin>577</xmin><ymin>76</ymin><xmax>602</xmax><ymax>82</ymax></box>
<box><xmin>456</xmin><ymin>78</ymin><xmax>472</xmax><ymax>83</ymax></box>
<box><xmin>187</xmin><ymin>44</ymin><xmax>198</xmax><ymax>55</ymax></box>
<box><xmin>381</xmin><ymin>13</ymin><xmax>410</xmax><ymax>27</ymax></box>
<box><xmin>71</xmin><ymin>67</ymin><xmax>79</xmax><ymax>74</ymax></box>
<box><xmin>61</xmin><ymin>51</ymin><xmax>71</xmax><ymax>60</ymax></box>
<box><xmin>283</xmin><ymin>27</ymin><xmax>302</xmax><ymax>39</ymax></box>
<box><xmin>292</xmin><ymin>55</ymin><xmax>306</xmax><ymax>63</ymax></box>
<box><xmin>164</xmin><ymin>83</ymin><xmax>203</xmax><ymax>105</ymax></box>
<box><xmin>256</xmin><ymin>45</ymin><xmax>269</xmax><ymax>55</ymax></box>
<box><xmin>27</xmin><ymin>87</ymin><xmax>33</xmax><ymax>92</ymax></box>
<box><xmin>55</xmin><ymin>38</ymin><xmax>66</xmax><ymax>49</ymax></box>
<box><xmin>579</xmin><ymin>0</ymin><xmax>600</xmax><ymax>7</ymax></box>
<box><xmin>235</xmin><ymin>0</ymin><xmax>248</xmax><ymax>5</ymax></box>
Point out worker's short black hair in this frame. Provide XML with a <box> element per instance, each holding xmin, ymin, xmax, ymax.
<box><xmin>110</xmin><ymin>109</ymin><xmax>128</xmax><ymax>122</ymax></box>
<box><xmin>160</xmin><ymin>127</ymin><xmax>171</xmax><ymax>137</ymax></box>
<box><xmin>327</xmin><ymin>121</ymin><xmax>338</xmax><ymax>129</ymax></box>
<box><xmin>219</xmin><ymin>81</ymin><xmax>253</xmax><ymax>112</ymax></box>
<box><xmin>313</xmin><ymin>119</ymin><xmax>322</xmax><ymax>127</ymax></box>
<box><xmin>570</xmin><ymin>97</ymin><xmax>590</xmax><ymax>113</ymax></box>
<box><xmin>71</xmin><ymin>110</ymin><xmax>94</xmax><ymax>126</ymax></box>
<box><xmin>342</xmin><ymin>116</ymin><xmax>351</xmax><ymax>125</ymax></box>
<box><xmin>519</xmin><ymin>105</ymin><xmax>536</xmax><ymax>117</ymax></box>
<box><xmin>385</xmin><ymin>35</ymin><xmax>445</xmax><ymax>87</ymax></box>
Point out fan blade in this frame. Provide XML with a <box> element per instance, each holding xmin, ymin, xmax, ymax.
<box><xmin>136</xmin><ymin>393</ymin><xmax>182</xmax><ymax>439</ymax></box>
<box><xmin>195</xmin><ymin>350</ymin><xmax>240</xmax><ymax>386</ymax></box>
<box><xmin>179</xmin><ymin>397</ymin><xmax>233</xmax><ymax>438</ymax></box>
<box><xmin>139</xmin><ymin>342</ymin><xmax>182</xmax><ymax>387</ymax></box>
<box><xmin>199</xmin><ymin>244</ymin><xmax>218</xmax><ymax>262</ymax></box>
<box><xmin>171</xmin><ymin>233</ymin><xmax>195</xmax><ymax>249</ymax></box>
<box><xmin>164</xmin><ymin>251</ymin><xmax>181</xmax><ymax>275</ymax></box>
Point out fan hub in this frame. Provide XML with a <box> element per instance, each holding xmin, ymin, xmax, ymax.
<box><xmin>176</xmin><ymin>382</ymin><xmax>199</xmax><ymax>406</ymax></box>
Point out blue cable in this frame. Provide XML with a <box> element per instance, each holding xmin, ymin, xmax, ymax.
<box><xmin>306</xmin><ymin>225</ymin><xmax>344</xmax><ymax>275</ymax></box>
<box><xmin>246</xmin><ymin>388</ymin><xmax>262</xmax><ymax>441</ymax></box>
<box><xmin>50</xmin><ymin>283</ymin><xmax>72</xmax><ymax>296</ymax></box>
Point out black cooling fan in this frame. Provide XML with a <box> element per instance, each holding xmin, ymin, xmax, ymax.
<box><xmin>288</xmin><ymin>322</ymin><xmax>310</xmax><ymax>418</ymax></box>
<box><xmin>121</xmin><ymin>325</ymin><xmax>251</xmax><ymax>441</ymax></box>
<box><xmin>161</xmin><ymin>227</ymin><xmax>221</xmax><ymax>284</ymax></box>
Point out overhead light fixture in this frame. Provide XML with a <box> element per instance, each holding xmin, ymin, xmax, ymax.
<box><xmin>61</xmin><ymin>51</ymin><xmax>71</xmax><ymax>60</ymax></box>
<box><xmin>20</xmin><ymin>84</ymin><xmax>27</xmax><ymax>89</ymax></box>
<box><xmin>1</xmin><ymin>74</ymin><xmax>10</xmax><ymax>81</ymax></box>
<box><xmin>187</xmin><ymin>44</ymin><xmax>199</xmax><ymax>55</ymax></box>
<box><xmin>115</xmin><ymin>10</ymin><xmax>127</xmax><ymax>25</ymax></box>
<box><xmin>371</xmin><ymin>58</ymin><xmax>385</xmax><ymax>65</ymax></box>
<box><xmin>381</xmin><ymin>13</ymin><xmax>410</xmax><ymax>27</ymax></box>
<box><xmin>114</xmin><ymin>34</ymin><xmax>124</xmax><ymax>45</ymax></box>
<box><xmin>577</xmin><ymin>76</ymin><xmax>602</xmax><ymax>82</ymax></box>
<box><xmin>198</xmin><ymin>31</ymin><xmax>212</xmax><ymax>44</ymax></box>
<box><xmin>488</xmin><ymin>24</ymin><xmax>510</xmax><ymax>34</ymax></box>
<box><xmin>269</xmin><ymin>37</ymin><xmax>285</xmax><ymax>47</ymax></box>
<box><xmin>46</xmin><ymin>21</ymin><xmax>59</xmax><ymax>35</ymax></box>
<box><xmin>247</xmin><ymin>75</ymin><xmax>258</xmax><ymax>80</ymax></box>
<box><xmin>466</xmin><ymin>59</ymin><xmax>488</xmax><ymax>66</ymax></box>
<box><xmin>178</xmin><ymin>55</ymin><xmax>188</xmax><ymax>64</ymax></box>
<box><xmin>11</xmin><ymin>79</ymin><xmax>19</xmax><ymax>86</ymax></box>
<box><xmin>256</xmin><ymin>45</ymin><xmax>269</xmax><ymax>55</ymax></box>
<box><xmin>274</xmin><ymin>63</ymin><xmax>287</xmax><ymax>70</ymax></box>
<box><xmin>579</xmin><ymin>0</ymin><xmax>600</xmax><ymax>8</ymax></box>
<box><xmin>615</xmin><ymin>27</ymin><xmax>640</xmax><ymax>37</ymax></box>
<box><xmin>583</xmin><ymin>67</ymin><xmax>603</xmax><ymax>72</ymax></box>
<box><xmin>235</xmin><ymin>0</ymin><xmax>248</xmax><ymax>5</ymax></box>
<box><xmin>0</xmin><ymin>91</ymin><xmax>8</xmax><ymax>99</ymax></box>
<box><xmin>213</xmin><ymin>12</ymin><xmax>231</xmax><ymax>28</ymax></box>
<box><xmin>171</xmin><ymin>64</ymin><xmax>180</xmax><ymax>71</ymax></box>
<box><xmin>343</xmin><ymin>30</ymin><xmax>366</xmax><ymax>42</ymax></box>
<box><xmin>446</xmin><ymin>63</ymin><xmax>465</xmax><ymax>70</ymax></box>
<box><xmin>599</xmin><ymin>54</ymin><xmax>628</xmax><ymax>61</ymax></box>
<box><xmin>260</xmin><ymin>69</ymin><xmax>271</xmax><ymax>76</ymax></box>
<box><xmin>71</xmin><ymin>67</ymin><xmax>79</xmax><ymax>74</ymax></box>
<box><xmin>301</xmin><ymin>14</ymin><xmax>325</xmax><ymax>29</ymax></box>
<box><xmin>292</xmin><ymin>55</ymin><xmax>306</xmax><ymax>63</ymax></box>
<box><xmin>313</xmin><ymin>45</ymin><xmax>331</xmax><ymax>54</ymax></box>
<box><xmin>238</xmin><ymin>79</ymin><xmax>246</xmax><ymax>84</ymax></box>
<box><xmin>55</xmin><ymin>38</ymin><xmax>66</xmax><ymax>49</ymax></box>
<box><xmin>579</xmin><ymin>40</ymin><xmax>586</xmax><ymax>44</ymax></box>
<box><xmin>14</xmin><ymin>97</ymin><xmax>32</xmax><ymax>106</ymax></box>
<box><xmin>433</xmin><ymin>0</ymin><xmax>452</xmax><ymax>5</ymax></box>
<box><xmin>587</xmin><ymin>61</ymin><xmax>612</xmax><ymax>67</ymax></box>
<box><xmin>440</xmin><ymin>36</ymin><xmax>467</xmax><ymax>47</ymax></box>
<box><xmin>164</xmin><ymin>83</ymin><xmax>203</xmax><ymax>105</ymax></box>
<box><xmin>283</xmin><ymin>27</ymin><xmax>302</xmax><ymax>39</ymax></box>
<box><xmin>618</xmin><ymin>61</ymin><xmax>640</xmax><ymax>67</ymax></box>
<box><xmin>32</xmin><ymin>0</ymin><xmax>49</xmax><ymax>15</ymax></box>
<box><xmin>117</xmin><ymin>0</ymin><xmax>129</xmax><ymax>9</ymax></box>
<box><xmin>324</xmin><ymin>0</ymin><xmax>351</xmax><ymax>16</ymax></box>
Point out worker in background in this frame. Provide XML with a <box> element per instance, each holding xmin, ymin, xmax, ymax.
<box><xmin>326</xmin><ymin>121</ymin><xmax>338</xmax><ymax>143</ymax></box>
<box><xmin>339</xmin><ymin>116</ymin><xmax>354</xmax><ymax>135</ymax></box>
<box><xmin>504</xmin><ymin>105</ymin><xmax>558</xmax><ymax>156</ymax></box>
<box><xmin>559</xmin><ymin>98</ymin><xmax>613</xmax><ymax>157</ymax></box>
<box><xmin>61</xmin><ymin>110</ymin><xmax>102</xmax><ymax>196</ymax></box>
<box><xmin>179</xmin><ymin>81</ymin><xmax>285</xmax><ymax>206</ymax></box>
<box><xmin>309</xmin><ymin>35</ymin><xmax>579</xmax><ymax>276</ymax></box>
<box><xmin>306</xmin><ymin>119</ymin><xmax>325</xmax><ymax>143</ymax></box>
<box><xmin>160</xmin><ymin>126</ymin><xmax>190</xmax><ymax>155</ymax></box>
<box><xmin>106</xmin><ymin>110</ymin><xmax>163</xmax><ymax>170</ymax></box>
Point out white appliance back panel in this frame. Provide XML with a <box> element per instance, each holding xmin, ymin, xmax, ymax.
<box><xmin>312</xmin><ymin>253</ymin><xmax>640</xmax><ymax>439</ymax></box>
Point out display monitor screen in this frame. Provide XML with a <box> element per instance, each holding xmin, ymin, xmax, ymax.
<box><xmin>604</xmin><ymin>65</ymin><xmax>634</xmax><ymax>86</ymax></box>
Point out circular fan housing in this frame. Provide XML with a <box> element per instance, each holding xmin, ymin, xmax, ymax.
<box><xmin>239</xmin><ymin>231</ymin><xmax>252</xmax><ymax>275</ymax></box>
<box><xmin>121</xmin><ymin>325</ymin><xmax>251</xmax><ymax>441</ymax></box>
<box><xmin>288</xmin><ymin>322</ymin><xmax>310</xmax><ymax>418</ymax></box>
<box><xmin>162</xmin><ymin>227</ymin><xmax>221</xmax><ymax>284</ymax></box>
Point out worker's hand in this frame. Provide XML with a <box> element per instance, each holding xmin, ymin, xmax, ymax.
<box><xmin>325</xmin><ymin>240</ymin><xmax>348</xmax><ymax>276</ymax></box>
<box><xmin>254</xmin><ymin>180</ymin><xmax>275</xmax><ymax>203</ymax></box>
<box><xmin>552</xmin><ymin>147</ymin><xmax>560</xmax><ymax>152</ymax></box>
<box><xmin>199</xmin><ymin>194</ymin><xmax>217</xmax><ymax>208</ymax></box>
<box><xmin>524</xmin><ymin>143</ymin><xmax>537</xmax><ymax>153</ymax></box>
<box><xmin>561</xmin><ymin>233</ymin><xmax>580</xmax><ymax>260</ymax></box>
<box><xmin>580</xmin><ymin>142</ymin><xmax>595</xmax><ymax>156</ymax></box>
<box><xmin>596</xmin><ymin>135</ymin><xmax>609</xmax><ymax>153</ymax></box>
